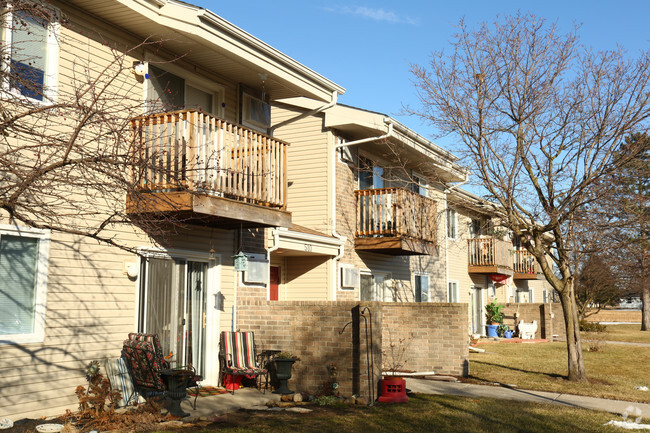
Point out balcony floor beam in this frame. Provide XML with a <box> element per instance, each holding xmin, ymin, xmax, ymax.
<box><xmin>126</xmin><ymin>191</ymin><xmax>291</xmax><ymax>228</ymax></box>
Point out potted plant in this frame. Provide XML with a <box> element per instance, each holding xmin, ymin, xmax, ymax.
<box><xmin>378</xmin><ymin>333</ymin><xmax>409</xmax><ymax>403</ymax></box>
<box><xmin>497</xmin><ymin>323</ymin><xmax>511</xmax><ymax>338</ymax></box>
<box><xmin>485</xmin><ymin>300</ymin><xmax>504</xmax><ymax>337</ymax></box>
<box><xmin>271</xmin><ymin>352</ymin><xmax>299</xmax><ymax>395</ymax></box>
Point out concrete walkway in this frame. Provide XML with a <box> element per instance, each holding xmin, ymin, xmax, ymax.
<box><xmin>406</xmin><ymin>378</ymin><xmax>650</xmax><ymax>417</ymax></box>
<box><xmin>179</xmin><ymin>388</ymin><xmax>281</xmax><ymax>422</ymax></box>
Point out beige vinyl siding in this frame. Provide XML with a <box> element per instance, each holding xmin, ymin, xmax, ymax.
<box><xmin>272</xmin><ymin>105</ymin><xmax>330</xmax><ymax>232</ymax></box>
<box><xmin>335</xmin><ymin>146</ymin><xmax>447</xmax><ymax>302</ymax></box>
<box><xmin>284</xmin><ymin>257</ymin><xmax>330</xmax><ymax>301</ymax></box>
<box><xmin>0</xmin><ymin>17</ymin><xmax>242</xmax><ymax>417</ymax></box>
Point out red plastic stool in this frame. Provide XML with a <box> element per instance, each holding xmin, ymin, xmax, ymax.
<box><xmin>224</xmin><ymin>374</ymin><xmax>243</xmax><ymax>390</ymax></box>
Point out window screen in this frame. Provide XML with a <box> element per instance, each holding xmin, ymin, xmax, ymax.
<box><xmin>0</xmin><ymin>235</ymin><xmax>39</xmax><ymax>335</ymax></box>
<box><xmin>10</xmin><ymin>11</ymin><xmax>49</xmax><ymax>100</ymax></box>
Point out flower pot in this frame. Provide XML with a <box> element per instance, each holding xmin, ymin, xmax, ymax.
<box><xmin>272</xmin><ymin>358</ymin><xmax>297</xmax><ymax>395</ymax></box>
<box><xmin>378</xmin><ymin>377</ymin><xmax>408</xmax><ymax>403</ymax></box>
<box><xmin>486</xmin><ymin>324</ymin><xmax>499</xmax><ymax>337</ymax></box>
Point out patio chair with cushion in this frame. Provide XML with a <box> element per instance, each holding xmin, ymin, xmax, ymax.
<box><xmin>219</xmin><ymin>331</ymin><xmax>267</xmax><ymax>394</ymax></box>
<box><xmin>121</xmin><ymin>333</ymin><xmax>200</xmax><ymax>417</ymax></box>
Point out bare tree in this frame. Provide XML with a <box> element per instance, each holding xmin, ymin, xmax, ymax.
<box><xmin>407</xmin><ymin>13</ymin><xmax>650</xmax><ymax>380</ymax></box>
<box><xmin>0</xmin><ymin>2</ymin><xmax>191</xmax><ymax>251</ymax></box>
<box><xmin>592</xmin><ymin>133</ymin><xmax>650</xmax><ymax>329</ymax></box>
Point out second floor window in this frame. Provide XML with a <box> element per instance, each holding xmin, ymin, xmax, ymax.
<box><xmin>358</xmin><ymin>157</ymin><xmax>384</xmax><ymax>190</ymax></box>
<box><xmin>446</xmin><ymin>208</ymin><xmax>457</xmax><ymax>239</ymax></box>
<box><xmin>146</xmin><ymin>65</ymin><xmax>215</xmax><ymax>114</ymax></box>
<box><xmin>7</xmin><ymin>8</ymin><xmax>59</xmax><ymax>102</ymax></box>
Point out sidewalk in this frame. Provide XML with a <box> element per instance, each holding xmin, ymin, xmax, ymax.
<box><xmin>179</xmin><ymin>388</ymin><xmax>281</xmax><ymax>422</ymax></box>
<box><xmin>406</xmin><ymin>378</ymin><xmax>650</xmax><ymax>416</ymax></box>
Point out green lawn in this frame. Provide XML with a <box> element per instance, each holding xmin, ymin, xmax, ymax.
<box><xmin>469</xmin><ymin>341</ymin><xmax>650</xmax><ymax>402</ymax></box>
<box><xmin>157</xmin><ymin>395</ymin><xmax>629</xmax><ymax>433</ymax></box>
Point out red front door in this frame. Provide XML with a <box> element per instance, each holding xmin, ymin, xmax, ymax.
<box><xmin>270</xmin><ymin>266</ymin><xmax>280</xmax><ymax>301</ymax></box>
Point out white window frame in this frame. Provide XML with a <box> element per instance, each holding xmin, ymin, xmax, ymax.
<box><xmin>414</xmin><ymin>273</ymin><xmax>429</xmax><ymax>302</ymax></box>
<box><xmin>0</xmin><ymin>224</ymin><xmax>50</xmax><ymax>344</ymax></box>
<box><xmin>2</xmin><ymin>5</ymin><xmax>60</xmax><ymax>104</ymax></box>
<box><xmin>446</xmin><ymin>208</ymin><xmax>457</xmax><ymax>240</ymax></box>
<box><xmin>447</xmin><ymin>280</ymin><xmax>459</xmax><ymax>303</ymax></box>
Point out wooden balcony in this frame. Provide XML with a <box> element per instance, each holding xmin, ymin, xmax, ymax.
<box><xmin>513</xmin><ymin>250</ymin><xmax>544</xmax><ymax>280</ymax></box>
<box><xmin>126</xmin><ymin>110</ymin><xmax>290</xmax><ymax>228</ymax></box>
<box><xmin>467</xmin><ymin>237</ymin><xmax>513</xmax><ymax>276</ymax></box>
<box><xmin>354</xmin><ymin>188</ymin><xmax>437</xmax><ymax>256</ymax></box>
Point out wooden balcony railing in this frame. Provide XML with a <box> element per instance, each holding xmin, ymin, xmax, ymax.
<box><xmin>513</xmin><ymin>249</ymin><xmax>539</xmax><ymax>275</ymax></box>
<box><xmin>354</xmin><ymin>188</ymin><xmax>437</xmax><ymax>242</ymax></box>
<box><xmin>467</xmin><ymin>237</ymin><xmax>512</xmax><ymax>270</ymax></box>
<box><xmin>132</xmin><ymin>110</ymin><xmax>288</xmax><ymax>209</ymax></box>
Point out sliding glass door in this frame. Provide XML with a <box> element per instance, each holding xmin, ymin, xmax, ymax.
<box><xmin>139</xmin><ymin>257</ymin><xmax>211</xmax><ymax>378</ymax></box>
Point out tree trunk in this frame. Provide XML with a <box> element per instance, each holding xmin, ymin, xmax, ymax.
<box><xmin>642</xmin><ymin>255</ymin><xmax>649</xmax><ymax>331</ymax></box>
<box><xmin>642</xmin><ymin>283</ymin><xmax>650</xmax><ymax>331</ymax></box>
<box><xmin>559</xmin><ymin>285</ymin><xmax>587</xmax><ymax>381</ymax></box>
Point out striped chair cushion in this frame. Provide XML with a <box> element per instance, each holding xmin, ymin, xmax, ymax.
<box><xmin>220</xmin><ymin>331</ymin><xmax>266</xmax><ymax>375</ymax></box>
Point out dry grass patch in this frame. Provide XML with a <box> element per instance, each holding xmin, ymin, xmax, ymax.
<box><xmin>595</xmin><ymin>324</ymin><xmax>650</xmax><ymax>344</ymax></box>
<box><xmin>154</xmin><ymin>395</ymin><xmax>630</xmax><ymax>433</ymax></box>
<box><xmin>468</xmin><ymin>342</ymin><xmax>650</xmax><ymax>402</ymax></box>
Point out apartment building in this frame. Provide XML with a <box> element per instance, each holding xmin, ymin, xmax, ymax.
<box><xmin>0</xmin><ymin>0</ymin><xmax>342</xmax><ymax>419</ymax></box>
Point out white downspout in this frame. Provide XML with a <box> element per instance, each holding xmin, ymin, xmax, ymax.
<box><xmin>270</xmin><ymin>91</ymin><xmax>338</xmax><ymax>135</ymax></box>
<box><xmin>267</xmin><ymin>229</ymin><xmax>281</xmax><ymax>300</ymax></box>
<box><xmin>330</xmin><ymin>120</ymin><xmax>394</xmax><ymax>300</ymax></box>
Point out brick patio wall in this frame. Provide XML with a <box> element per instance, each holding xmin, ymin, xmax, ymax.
<box><xmin>237</xmin><ymin>300</ymin><xmax>468</xmax><ymax>399</ymax></box>
<box><xmin>502</xmin><ymin>303</ymin><xmax>566</xmax><ymax>340</ymax></box>
<box><xmin>381</xmin><ymin>303</ymin><xmax>469</xmax><ymax>376</ymax></box>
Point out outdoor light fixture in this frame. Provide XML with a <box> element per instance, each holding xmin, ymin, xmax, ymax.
<box><xmin>133</xmin><ymin>62</ymin><xmax>148</xmax><ymax>79</ymax></box>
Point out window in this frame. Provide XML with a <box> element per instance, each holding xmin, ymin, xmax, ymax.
<box><xmin>410</xmin><ymin>173</ymin><xmax>428</xmax><ymax>197</ymax></box>
<box><xmin>446</xmin><ymin>208</ymin><xmax>457</xmax><ymax>239</ymax></box>
<box><xmin>242</xmin><ymin>93</ymin><xmax>270</xmax><ymax>131</ymax></box>
<box><xmin>5</xmin><ymin>7</ymin><xmax>59</xmax><ymax>102</ymax></box>
<box><xmin>415</xmin><ymin>275</ymin><xmax>429</xmax><ymax>302</ymax></box>
<box><xmin>360</xmin><ymin>271</ymin><xmax>391</xmax><ymax>301</ymax></box>
<box><xmin>543</xmin><ymin>290</ymin><xmax>549</xmax><ymax>303</ymax></box>
<box><xmin>448</xmin><ymin>281</ymin><xmax>459</xmax><ymax>303</ymax></box>
<box><xmin>0</xmin><ymin>226</ymin><xmax>50</xmax><ymax>344</ymax></box>
<box><xmin>358</xmin><ymin>156</ymin><xmax>384</xmax><ymax>190</ymax></box>
<box><xmin>146</xmin><ymin>64</ymin><xmax>218</xmax><ymax>115</ymax></box>
<box><xmin>469</xmin><ymin>218</ymin><xmax>482</xmax><ymax>238</ymax></box>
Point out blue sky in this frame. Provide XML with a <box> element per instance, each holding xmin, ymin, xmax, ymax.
<box><xmin>193</xmin><ymin>0</ymin><xmax>649</xmax><ymax>143</ymax></box>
